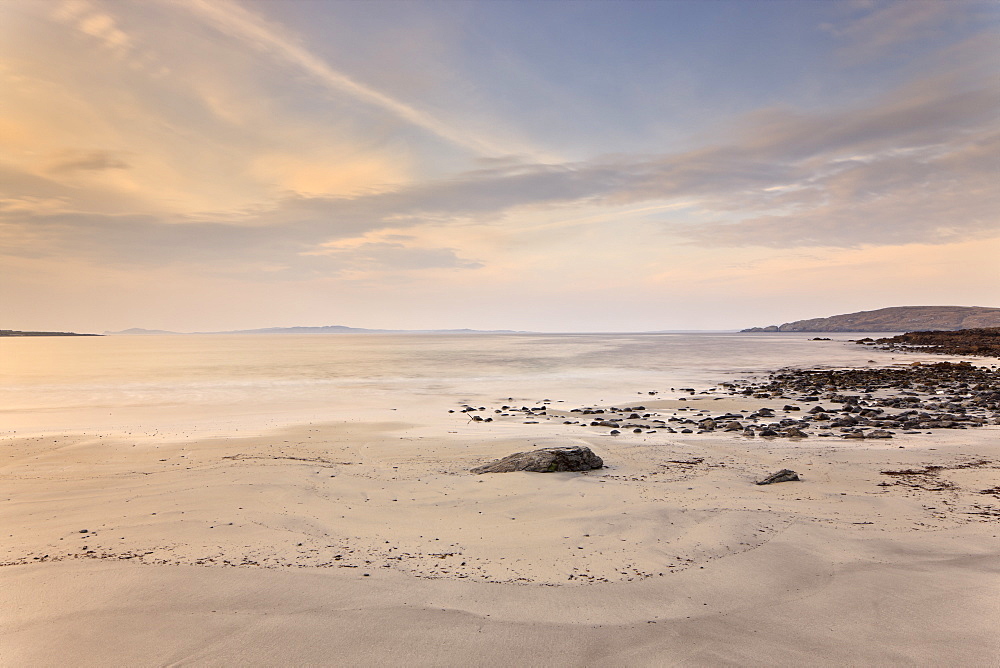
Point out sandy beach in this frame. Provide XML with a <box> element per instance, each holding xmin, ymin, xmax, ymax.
<box><xmin>3</xmin><ymin>385</ymin><xmax>999</xmax><ymax>666</ymax></box>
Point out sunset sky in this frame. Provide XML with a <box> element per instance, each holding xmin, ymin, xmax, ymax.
<box><xmin>2</xmin><ymin>0</ymin><xmax>997</xmax><ymax>332</ymax></box>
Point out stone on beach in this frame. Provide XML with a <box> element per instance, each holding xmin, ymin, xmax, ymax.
<box><xmin>756</xmin><ymin>469</ymin><xmax>800</xmax><ymax>485</ymax></box>
<box><xmin>471</xmin><ymin>446</ymin><xmax>603</xmax><ymax>474</ymax></box>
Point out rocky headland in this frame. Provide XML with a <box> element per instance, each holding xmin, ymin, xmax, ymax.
<box><xmin>742</xmin><ymin>305</ymin><xmax>1000</xmax><ymax>332</ymax></box>
<box><xmin>0</xmin><ymin>329</ymin><xmax>98</xmax><ymax>337</ymax></box>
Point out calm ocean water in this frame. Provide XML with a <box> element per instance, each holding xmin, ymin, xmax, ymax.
<box><xmin>0</xmin><ymin>332</ymin><xmax>930</xmax><ymax>437</ymax></box>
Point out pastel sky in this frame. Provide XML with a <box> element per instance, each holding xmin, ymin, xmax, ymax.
<box><xmin>2</xmin><ymin>0</ymin><xmax>998</xmax><ymax>332</ymax></box>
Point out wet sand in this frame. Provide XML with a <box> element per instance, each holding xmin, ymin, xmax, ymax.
<box><xmin>2</xmin><ymin>395</ymin><xmax>999</xmax><ymax>665</ymax></box>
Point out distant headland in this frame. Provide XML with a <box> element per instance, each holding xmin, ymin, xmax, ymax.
<box><xmin>0</xmin><ymin>329</ymin><xmax>100</xmax><ymax>337</ymax></box>
<box><xmin>742</xmin><ymin>306</ymin><xmax>1000</xmax><ymax>333</ymax></box>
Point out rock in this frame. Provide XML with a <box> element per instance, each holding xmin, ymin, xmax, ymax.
<box><xmin>471</xmin><ymin>446</ymin><xmax>604</xmax><ymax>474</ymax></box>
<box><xmin>866</xmin><ymin>429</ymin><xmax>894</xmax><ymax>439</ymax></box>
<box><xmin>756</xmin><ymin>469</ymin><xmax>800</xmax><ymax>485</ymax></box>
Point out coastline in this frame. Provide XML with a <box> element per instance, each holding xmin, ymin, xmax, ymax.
<box><xmin>2</xmin><ymin>352</ymin><xmax>999</xmax><ymax>665</ymax></box>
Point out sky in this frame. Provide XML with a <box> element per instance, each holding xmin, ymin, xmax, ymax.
<box><xmin>1</xmin><ymin>0</ymin><xmax>998</xmax><ymax>333</ymax></box>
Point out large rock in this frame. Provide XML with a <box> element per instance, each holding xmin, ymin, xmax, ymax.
<box><xmin>756</xmin><ymin>469</ymin><xmax>800</xmax><ymax>485</ymax></box>
<box><xmin>471</xmin><ymin>446</ymin><xmax>603</xmax><ymax>474</ymax></box>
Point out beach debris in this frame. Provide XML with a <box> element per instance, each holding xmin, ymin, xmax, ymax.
<box><xmin>878</xmin><ymin>459</ymin><xmax>993</xmax><ymax>491</ymax></box>
<box><xmin>756</xmin><ymin>469</ymin><xmax>800</xmax><ymax>485</ymax></box>
<box><xmin>471</xmin><ymin>445</ymin><xmax>603</xmax><ymax>474</ymax></box>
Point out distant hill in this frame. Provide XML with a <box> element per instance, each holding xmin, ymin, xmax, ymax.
<box><xmin>224</xmin><ymin>325</ymin><xmax>387</xmax><ymax>334</ymax></box>
<box><xmin>104</xmin><ymin>328</ymin><xmax>181</xmax><ymax>335</ymax></box>
<box><xmin>105</xmin><ymin>325</ymin><xmax>521</xmax><ymax>335</ymax></box>
<box><xmin>742</xmin><ymin>306</ymin><xmax>1000</xmax><ymax>333</ymax></box>
<box><xmin>1</xmin><ymin>329</ymin><xmax>99</xmax><ymax>337</ymax></box>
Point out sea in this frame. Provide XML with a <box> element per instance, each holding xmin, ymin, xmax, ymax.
<box><xmin>1</xmin><ymin>331</ymin><xmax>939</xmax><ymax>439</ymax></box>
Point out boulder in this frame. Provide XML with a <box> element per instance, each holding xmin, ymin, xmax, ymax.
<box><xmin>756</xmin><ymin>469</ymin><xmax>800</xmax><ymax>485</ymax></box>
<box><xmin>471</xmin><ymin>446</ymin><xmax>603</xmax><ymax>474</ymax></box>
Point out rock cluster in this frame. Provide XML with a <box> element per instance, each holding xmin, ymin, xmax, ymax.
<box><xmin>720</xmin><ymin>361</ymin><xmax>1000</xmax><ymax>439</ymax></box>
<box><xmin>453</xmin><ymin>362</ymin><xmax>999</xmax><ymax>441</ymax></box>
<box><xmin>857</xmin><ymin>328</ymin><xmax>1000</xmax><ymax>357</ymax></box>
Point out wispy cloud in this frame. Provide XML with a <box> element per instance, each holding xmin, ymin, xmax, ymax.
<box><xmin>174</xmin><ymin>0</ymin><xmax>534</xmax><ymax>158</ymax></box>
<box><xmin>821</xmin><ymin>0</ymin><xmax>966</xmax><ymax>63</ymax></box>
<box><xmin>54</xmin><ymin>0</ymin><xmax>133</xmax><ymax>56</ymax></box>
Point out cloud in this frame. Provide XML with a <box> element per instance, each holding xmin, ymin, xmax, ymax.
<box><xmin>821</xmin><ymin>0</ymin><xmax>962</xmax><ymax>62</ymax></box>
<box><xmin>672</xmin><ymin>138</ymin><xmax>1000</xmax><ymax>248</ymax></box>
<box><xmin>0</xmin><ymin>202</ymin><xmax>482</xmax><ymax>281</ymax></box>
<box><xmin>174</xmin><ymin>0</ymin><xmax>533</xmax><ymax>158</ymax></box>
<box><xmin>305</xmin><ymin>242</ymin><xmax>482</xmax><ymax>274</ymax></box>
<box><xmin>46</xmin><ymin>149</ymin><xmax>131</xmax><ymax>174</ymax></box>
<box><xmin>1</xmin><ymin>32</ymin><xmax>995</xmax><ymax>278</ymax></box>
<box><xmin>54</xmin><ymin>1</ymin><xmax>130</xmax><ymax>49</ymax></box>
